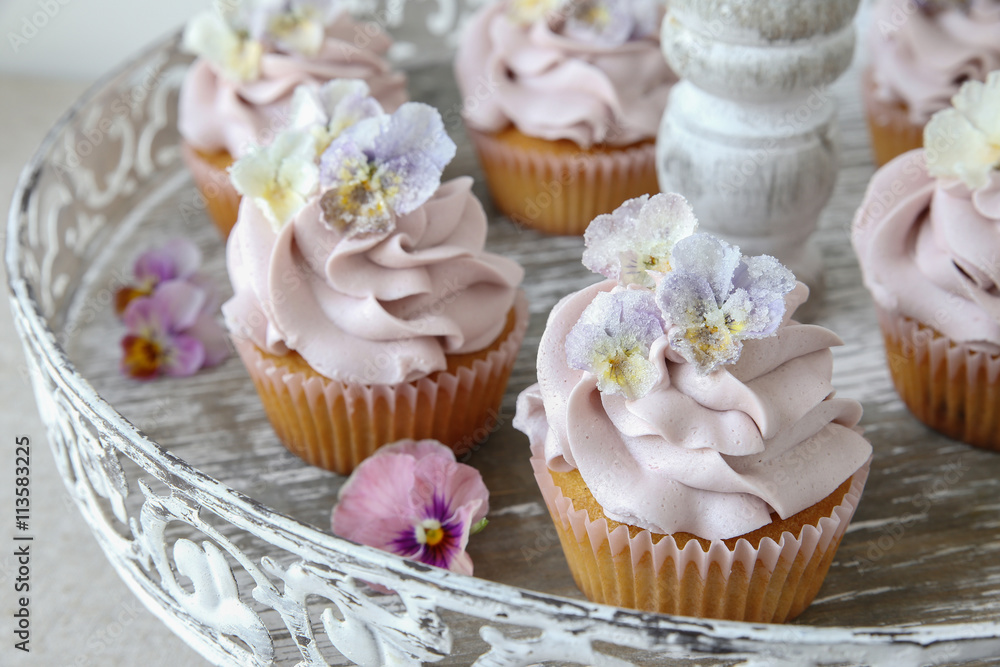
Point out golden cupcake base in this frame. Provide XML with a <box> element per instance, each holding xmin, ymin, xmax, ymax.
<box><xmin>862</xmin><ymin>67</ymin><xmax>925</xmax><ymax>168</ymax></box>
<box><xmin>234</xmin><ymin>295</ymin><xmax>528</xmax><ymax>474</ymax></box>
<box><xmin>181</xmin><ymin>142</ymin><xmax>240</xmax><ymax>238</ymax></box>
<box><xmin>468</xmin><ymin>126</ymin><xmax>659</xmax><ymax>236</ymax></box>
<box><xmin>532</xmin><ymin>451</ymin><xmax>869</xmax><ymax>622</ymax></box>
<box><xmin>879</xmin><ymin>310</ymin><xmax>1000</xmax><ymax>452</ymax></box>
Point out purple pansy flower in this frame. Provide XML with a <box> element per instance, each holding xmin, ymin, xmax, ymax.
<box><xmin>114</xmin><ymin>239</ymin><xmax>202</xmax><ymax>316</ymax></box>
<box><xmin>656</xmin><ymin>234</ymin><xmax>796</xmax><ymax>374</ymax></box>
<box><xmin>245</xmin><ymin>0</ymin><xmax>342</xmax><ymax>56</ymax></box>
<box><xmin>562</xmin><ymin>0</ymin><xmax>634</xmax><ymax>47</ymax></box>
<box><xmin>566</xmin><ymin>288</ymin><xmax>665</xmax><ymax>400</ymax></box>
<box><xmin>318</xmin><ymin>102</ymin><xmax>457</xmax><ymax>236</ymax></box>
<box><xmin>121</xmin><ymin>280</ymin><xmax>229</xmax><ymax>380</ymax></box>
<box><xmin>583</xmin><ymin>193</ymin><xmax>698</xmax><ymax>288</ymax></box>
<box><xmin>331</xmin><ymin>440</ymin><xmax>489</xmax><ymax>575</ymax></box>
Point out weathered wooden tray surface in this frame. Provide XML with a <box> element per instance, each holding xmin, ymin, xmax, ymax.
<box><xmin>61</xmin><ymin>60</ymin><xmax>1000</xmax><ymax>664</ymax></box>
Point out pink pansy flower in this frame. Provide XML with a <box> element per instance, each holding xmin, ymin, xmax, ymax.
<box><xmin>331</xmin><ymin>440</ymin><xmax>489</xmax><ymax>575</ymax></box>
<box><xmin>121</xmin><ymin>280</ymin><xmax>229</xmax><ymax>380</ymax></box>
<box><xmin>114</xmin><ymin>239</ymin><xmax>202</xmax><ymax>316</ymax></box>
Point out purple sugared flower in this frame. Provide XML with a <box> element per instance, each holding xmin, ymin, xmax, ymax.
<box><xmin>656</xmin><ymin>234</ymin><xmax>796</xmax><ymax>374</ymax></box>
<box><xmin>583</xmin><ymin>193</ymin><xmax>698</xmax><ymax>288</ymax></box>
<box><xmin>332</xmin><ymin>440</ymin><xmax>489</xmax><ymax>575</ymax></box>
<box><xmin>114</xmin><ymin>239</ymin><xmax>202</xmax><ymax>316</ymax></box>
<box><xmin>246</xmin><ymin>0</ymin><xmax>343</xmax><ymax>56</ymax></box>
<box><xmin>121</xmin><ymin>280</ymin><xmax>229</xmax><ymax>380</ymax></box>
<box><xmin>566</xmin><ymin>288</ymin><xmax>664</xmax><ymax>400</ymax></box>
<box><xmin>318</xmin><ymin>102</ymin><xmax>457</xmax><ymax>236</ymax></box>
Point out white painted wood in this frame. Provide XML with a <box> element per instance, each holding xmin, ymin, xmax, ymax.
<box><xmin>657</xmin><ymin>0</ymin><xmax>860</xmax><ymax>311</ymax></box>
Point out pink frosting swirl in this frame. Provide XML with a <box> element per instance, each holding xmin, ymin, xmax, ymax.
<box><xmin>178</xmin><ymin>11</ymin><xmax>407</xmax><ymax>158</ymax></box>
<box><xmin>514</xmin><ymin>281</ymin><xmax>872</xmax><ymax>540</ymax></box>
<box><xmin>454</xmin><ymin>2</ymin><xmax>676</xmax><ymax>148</ymax></box>
<box><xmin>868</xmin><ymin>0</ymin><xmax>1000</xmax><ymax>124</ymax></box>
<box><xmin>223</xmin><ymin>176</ymin><xmax>525</xmax><ymax>384</ymax></box>
<box><xmin>853</xmin><ymin>150</ymin><xmax>1000</xmax><ymax>351</ymax></box>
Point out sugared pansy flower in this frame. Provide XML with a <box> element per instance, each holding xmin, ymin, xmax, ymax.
<box><xmin>288</xmin><ymin>79</ymin><xmax>384</xmax><ymax>156</ymax></box>
<box><xmin>508</xmin><ymin>0</ymin><xmax>562</xmax><ymax>25</ymax></box>
<box><xmin>924</xmin><ymin>70</ymin><xmax>1000</xmax><ymax>191</ymax></box>
<box><xmin>331</xmin><ymin>440</ymin><xmax>489</xmax><ymax>575</ymax></box>
<box><xmin>114</xmin><ymin>239</ymin><xmax>202</xmax><ymax>316</ymax></box>
<box><xmin>656</xmin><ymin>234</ymin><xmax>796</xmax><ymax>374</ymax></box>
<box><xmin>252</xmin><ymin>0</ymin><xmax>341</xmax><ymax>56</ymax></box>
<box><xmin>183</xmin><ymin>8</ymin><xmax>263</xmax><ymax>82</ymax></box>
<box><xmin>120</xmin><ymin>281</ymin><xmax>229</xmax><ymax>380</ymax></box>
<box><xmin>582</xmin><ymin>193</ymin><xmax>698</xmax><ymax>288</ymax></box>
<box><xmin>566</xmin><ymin>289</ymin><xmax>665</xmax><ymax>400</ymax></box>
<box><xmin>562</xmin><ymin>0</ymin><xmax>634</xmax><ymax>47</ymax></box>
<box><xmin>230</xmin><ymin>129</ymin><xmax>320</xmax><ymax>230</ymax></box>
<box><xmin>317</xmin><ymin>102</ymin><xmax>456</xmax><ymax>236</ymax></box>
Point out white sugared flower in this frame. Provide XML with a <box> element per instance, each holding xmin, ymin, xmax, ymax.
<box><xmin>508</xmin><ymin>0</ymin><xmax>562</xmax><ymax>25</ymax></box>
<box><xmin>924</xmin><ymin>71</ymin><xmax>1000</xmax><ymax>190</ymax></box>
<box><xmin>230</xmin><ymin>130</ymin><xmax>320</xmax><ymax>230</ymax></box>
<box><xmin>583</xmin><ymin>193</ymin><xmax>699</xmax><ymax>288</ymax></box>
<box><xmin>182</xmin><ymin>10</ymin><xmax>263</xmax><ymax>82</ymax></box>
<box><xmin>288</xmin><ymin>80</ymin><xmax>384</xmax><ymax>156</ymax></box>
<box><xmin>254</xmin><ymin>0</ymin><xmax>341</xmax><ymax>56</ymax></box>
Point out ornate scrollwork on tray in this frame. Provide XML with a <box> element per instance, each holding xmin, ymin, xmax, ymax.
<box><xmin>258</xmin><ymin>558</ymin><xmax>451</xmax><ymax>665</ymax></box>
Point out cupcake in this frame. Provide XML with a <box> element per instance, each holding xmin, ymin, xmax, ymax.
<box><xmin>863</xmin><ymin>0</ymin><xmax>1000</xmax><ymax>166</ymax></box>
<box><xmin>853</xmin><ymin>72</ymin><xmax>1000</xmax><ymax>452</ymax></box>
<box><xmin>223</xmin><ymin>81</ymin><xmax>527</xmax><ymax>474</ymax></box>
<box><xmin>178</xmin><ymin>0</ymin><xmax>407</xmax><ymax>237</ymax></box>
<box><xmin>454</xmin><ymin>0</ymin><xmax>676</xmax><ymax>235</ymax></box>
<box><xmin>514</xmin><ymin>193</ymin><xmax>872</xmax><ymax>621</ymax></box>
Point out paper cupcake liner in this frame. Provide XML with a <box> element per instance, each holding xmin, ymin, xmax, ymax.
<box><xmin>181</xmin><ymin>142</ymin><xmax>241</xmax><ymax>237</ymax></box>
<box><xmin>862</xmin><ymin>66</ymin><xmax>925</xmax><ymax>168</ymax></box>
<box><xmin>530</xmin><ymin>446</ymin><xmax>869</xmax><ymax>622</ymax></box>
<box><xmin>877</xmin><ymin>309</ymin><xmax>1000</xmax><ymax>451</ymax></box>
<box><xmin>467</xmin><ymin>127</ymin><xmax>658</xmax><ymax>236</ymax></box>
<box><xmin>234</xmin><ymin>292</ymin><xmax>528</xmax><ymax>474</ymax></box>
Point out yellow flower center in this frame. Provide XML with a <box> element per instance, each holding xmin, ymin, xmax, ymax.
<box><xmin>123</xmin><ymin>335</ymin><xmax>163</xmax><ymax>379</ymax></box>
<box><xmin>417</xmin><ymin>519</ymin><xmax>445</xmax><ymax>547</ymax></box>
<box><xmin>581</xmin><ymin>4</ymin><xmax>611</xmax><ymax>27</ymax></box>
<box><xmin>642</xmin><ymin>254</ymin><xmax>670</xmax><ymax>273</ymax></box>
